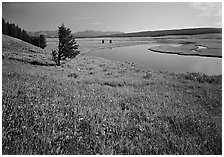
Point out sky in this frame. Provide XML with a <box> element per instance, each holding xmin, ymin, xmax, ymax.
<box><xmin>2</xmin><ymin>2</ymin><xmax>222</xmax><ymax>33</ymax></box>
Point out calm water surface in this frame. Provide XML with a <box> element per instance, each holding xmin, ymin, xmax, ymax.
<box><xmin>88</xmin><ymin>44</ymin><xmax>222</xmax><ymax>75</ymax></box>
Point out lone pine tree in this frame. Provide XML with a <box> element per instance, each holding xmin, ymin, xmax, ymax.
<box><xmin>53</xmin><ymin>24</ymin><xmax>79</xmax><ymax>66</ymax></box>
<box><xmin>39</xmin><ymin>34</ymin><xmax>47</xmax><ymax>49</ymax></box>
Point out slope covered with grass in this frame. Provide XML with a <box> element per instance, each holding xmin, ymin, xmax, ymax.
<box><xmin>2</xmin><ymin>34</ymin><xmax>222</xmax><ymax>155</ymax></box>
<box><xmin>2</xmin><ymin>35</ymin><xmax>54</xmax><ymax>65</ymax></box>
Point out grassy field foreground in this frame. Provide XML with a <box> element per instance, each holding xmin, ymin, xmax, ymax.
<box><xmin>2</xmin><ymin>35</ymin><xmax>222</xmax><ymax>155</ymax></box>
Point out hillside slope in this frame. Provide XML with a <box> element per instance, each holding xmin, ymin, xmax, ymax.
<box><xmin>2</xmin><ymin>34</ymin><xmax>222</xmax><ymax>155</ymax></box>
<box><xmin>2</xmin><ymin>35</ymin><xmax>54</xmax><ymax>65</ymax></box>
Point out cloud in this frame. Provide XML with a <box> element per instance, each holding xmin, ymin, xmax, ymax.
<box><xmin>190</xmin><ymin>2</ymin><xmax>222</xmax><ymax>17</ymax></box>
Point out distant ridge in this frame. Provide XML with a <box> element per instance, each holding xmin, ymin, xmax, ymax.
<box><xmin>27</xmin><ymin>30</ymin><xmax>58</xmax><ymax>38</ymax></box>
<box><xmin>28</xmin><ymin>30</ymin><xmax>124</xmax><ymax>38</ymax></box>
<box><xmin>72</xmin><ymin>30</ymin><xmax>124</xmax><ymax>38</ymax></box>
<box><xmin>100</xmin><ymin>28</ymin><xmax>222</xmax><ymax>37</ymax></box>
<box><xmin>28</xmin><ymin>28</ymin><xmax>221</xmax><ymax>38</ymax></box>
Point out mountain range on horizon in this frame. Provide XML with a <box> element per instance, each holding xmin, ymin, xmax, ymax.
<box><xmin>28</xmin><ymin>27</ymin><xmax>222</xmax><ymax>38</ymax></box>
<box><xmin>27</xmin><ymin>30</ymin><xmax>124</xmax><ymax>38</ymax></box>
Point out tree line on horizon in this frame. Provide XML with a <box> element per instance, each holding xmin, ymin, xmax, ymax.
<box><xmin>2</xmin><ymin>18</ymin><xmax>46</xmax><ymax>49</ymax></box>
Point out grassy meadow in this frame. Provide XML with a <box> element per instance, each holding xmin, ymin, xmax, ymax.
<box><xmin>2</xmin><ymin>34</ymin><xmax>222</xmax><ymax>155</ymax></box>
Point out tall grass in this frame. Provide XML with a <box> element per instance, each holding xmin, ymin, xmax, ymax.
<box><xmin>2</xmin><ymin>61</ymin><xmax>222</xmax><ymax>155</ymax></box>
<box><xmin>180</xmin><ymin>72</ymin><xmax>221</xmax><ymax>84</ymax></box>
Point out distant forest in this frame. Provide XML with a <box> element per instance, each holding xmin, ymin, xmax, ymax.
<box><xmin>2</xmin><ymin>18</ymin><xmax>46</xmax><ymax>49</ymax></box>
<box><xmin>102</xmin><ymin>28</ymin><xmax>222</xmax><ymax>37</ymax></box>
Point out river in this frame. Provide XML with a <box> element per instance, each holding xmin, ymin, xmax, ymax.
<box><xmin>46</xmin><ymin>38</ymin><xmax>222</xmax><ymax>75</ymax></box>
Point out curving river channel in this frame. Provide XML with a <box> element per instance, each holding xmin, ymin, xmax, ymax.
<box><xmin>87</xmin><ymin>44</ymin><xmax>222</xmax><ymax>75</ymax></box>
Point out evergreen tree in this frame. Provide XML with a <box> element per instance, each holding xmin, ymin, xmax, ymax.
<box><xmin>2</xmin><ymin>18</ymin><xmax>45</xmax><ymax>48</ymax></box>
<box><xmin>15</xmin><ymin>25</ymin><xmax>20</xmax><ymax>38</ymax></box>
<box><xmin>6</xmin><ymin>22</ymin><xmax>9</xmax><ymax>35</ymax></box>
<box><xmin>7</xmin><ymin>24</ymin><xmax>13</xmax><ymax>36</ymax></box>
<box><xmin>39</xmin><ymin>34</ymin><xmax>47</xmax><ymax>49</ymax></box>
<box><xmin>21</xmin><ymin>30</ymin><xmax>30</xmax><ymax>42</ymax></box>
<box><xmin>30</xmin><ymin>36</ymin><xmax>40</xmax><ymax>47</ymax></box>
<box><xmin>54</xmin><ymin>24</ymin><xmax>79</xmax><ymax>66</ymax></box>
<box><xmin>17</xmin><ymin>27</ymin><xmax>22</xmax><ymax>39</ymax></box>
<box><xmin>9</xmin><ymin>23</ymin><xmax>17</xmax><ymax>37</ymax></box>
<box><xmin>2</xmin><ymin>18</ymin><xmax>7</xmax><ymax>34</ymax></box>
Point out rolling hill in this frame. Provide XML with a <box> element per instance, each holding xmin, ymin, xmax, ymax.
<box><xmin>2</xmin><ymin>34</ymin><xmax>54</xmax><ymax>65</ymax></box>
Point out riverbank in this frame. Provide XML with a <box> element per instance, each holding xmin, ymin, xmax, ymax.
<box><xmin>148</xmin><ymin>45</ymin><xmax>222</xmax><ymax>58</ymax></box>
<box><xmin>47</xmin><ymin>33</ymin><xmax>222</xmax><ymax>59</ymax></box>
<box><xmin>46</xmin><ymin>37</ymin><xmax>154</xmax><ymax>55</ymax></box>
<box><xmin>150</xmin><ymin>33</ymin><xmax>222</xmax><ymax>58</ymax></box>
<box><xmin>2</xmin><ymin>35</ymin><xmax>222</xmax><ymax>155</ymax></box>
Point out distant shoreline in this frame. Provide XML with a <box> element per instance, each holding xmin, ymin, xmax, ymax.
<box><xmin>148</xmin><ymin>48</ymin><xmax>222</xmax><ymax>58</ymax></box>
